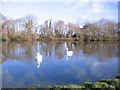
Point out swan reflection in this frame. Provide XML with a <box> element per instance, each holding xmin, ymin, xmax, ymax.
<box><xmin>66</xmin><ymin>55</ymin><xmax>69</xmax><ymax>61</ymax></box>
<box><xmin>37</xmin><ymin>60</ymin><xmax>42</xmax><ymax>68</ymax></box>
<box><xmin>36</xmin><ymin>53</ymin><xmax>42</xmax><ymax>68</ymax></box>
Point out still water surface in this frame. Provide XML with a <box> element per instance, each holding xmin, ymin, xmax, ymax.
<box><xmin>2</xmin><ymin>41</ymin><xmax>118</xmax><ymax>88</ymax></box>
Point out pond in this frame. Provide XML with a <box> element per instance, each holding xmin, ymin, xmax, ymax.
<box><xmin>2</xmin><ymin>41</ymin><xmax>118</xmax><ymax>88</ymax></box>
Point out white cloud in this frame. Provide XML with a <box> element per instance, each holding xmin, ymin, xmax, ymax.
<box><xmin>71</xmin><ymin>2</ymin><xmax>89</xmax><ymax>14</ymax></box>
<box><xmin>79</xmin><ymin>15</ymin><xmax>89</xmax><ymax>19</ymax></box>
<box><xmin>89</xmin><ymin>8</ymin><xmax>103</xmax><ymax>13</ymax></box>
<box><xmin>91</xmin><ymin>2</ymin><xmax>104</xmax><ymax>8</ymax></box>
<box><xmin>93</xmin><ymin>8</ymin><xmax>102</xmax><ymax>13</ymax></box>
<box><xmin>88</xmin><ymin>3</ymin><xmax>104</xmax><ymax>13</ymax></box>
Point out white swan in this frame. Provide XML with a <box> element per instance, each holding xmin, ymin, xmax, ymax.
<box><xmin>66</xmin><ymin>48</ymin><xmax>73</xmax><ymax>57</ymax></box>
<box><xmin>65</xmin><ymin>48</ymin><xmax>73</xmax><ymax>61</ymax></box>
<box><xmin>36</xmin><ymin>53</ymin><xmax>42</xmax><ymax>68</ymax></box>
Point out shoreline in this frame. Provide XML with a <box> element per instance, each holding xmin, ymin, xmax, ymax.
<box><xmin>1</xmin><ymin>38</ymin><xmax>119</xmax><ymax>42</ymax></box>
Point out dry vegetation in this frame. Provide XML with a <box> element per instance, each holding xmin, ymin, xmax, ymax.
<box><xmin>0</xmin><ymin>13</ymin><xmax>119</xmax><ymax>41</ymax></box>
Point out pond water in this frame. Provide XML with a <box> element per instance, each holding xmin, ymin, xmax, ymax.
<box><xmin>2</xmin><ymin>41</ymin><xmax>118</xmax><ymax>88</ymax></box>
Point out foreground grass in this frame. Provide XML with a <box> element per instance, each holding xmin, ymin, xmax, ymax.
<box><xmin>48</xmin><ymin>74</ymin><xmax>120</xmax><ymax>89</ymax></box>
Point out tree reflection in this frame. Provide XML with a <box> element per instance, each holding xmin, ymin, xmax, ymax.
<box><xmin>2</xmin><ymin>41</ymin><xmax>118</xmax><ymax>64</ymax></box>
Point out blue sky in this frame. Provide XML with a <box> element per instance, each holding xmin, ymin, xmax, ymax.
<box><xmin>0</xmin><ymin>1</ymin><xmax>118</xmax><ymax>26</ymax></box>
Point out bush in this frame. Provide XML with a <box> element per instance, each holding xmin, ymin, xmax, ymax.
<box><xmin>49</xmin><ymin>84</ymin><xmax>82</xmax><ymax>89</ymax></box>
<box><xmin>99</xmin><ymin>78</ymin><xmax>120</xmax><ymax>89</ymax></box>
<box><xmin>108</xmin><ymin>85</ymin><xmax>115</xmax><ymax>89</ymax></box>
<box><xmin>109</xmin><ymin>79</ymin><xmax>119</xmax><ymax>88</ymax></box>
<box><xmin>92</xmin><ymin>82</ymin><xmax>109</xmax><ymax>88</ymax></box>
<box><xmin>83</xmin><ymin>82</ymin><xmax>93</xmax><ymax>88</ymax></box>
<box><xmin>99</xmin><ymin>79</ymin><xmax>112</xmax><ymax>84</ymax></box>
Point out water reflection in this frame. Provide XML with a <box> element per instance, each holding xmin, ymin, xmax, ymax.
<box><xmin>36</xmin><ymin>53</ymin><xmax>42</xmax><ymax>68</ymax></box>
<box><xmin>36</xmin><ymin>60</ymin><xmax>42</xmax><ymax>68</ymax></box>
<box><xmin>2</xmin><ymin>41</ymin><xmax>118</xmax><ymax>63</ymax></box>
<box><xmin>1</xmin><ymin>41</ymin><xmax>118</xmax><ymax>88</ymax></box>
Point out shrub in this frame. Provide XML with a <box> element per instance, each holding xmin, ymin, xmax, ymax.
<box><xmin>49</xmin><ymin>84</ymin><xmax>82</xmax><ymax>89</ymax></box>
<box><xmin>109</xmin><ymin>79</ymin><xmax>119</xmax><ymax>88</ymax></box>
<box><xmin>98</xmin><ymin>79</ymin><xmax>112</xmax><ymax>84</ymax></box>
<box><xmin>92</xmin><ymin>82</ymin><xmax>109</xmax><ymax>88</ymax></box>
<box><xmin>83</xmin><ymin>82</ymin><xmax>93</xmax><ymax>88</ymax></box>
<box><xmin>108</xmin><ymin>85</ymin><xmax>115</xmax><ymax>89</ymax></box>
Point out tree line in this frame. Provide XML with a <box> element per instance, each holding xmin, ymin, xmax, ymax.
<box><xmin>0</xmin><ymin>13</ymin><xmax>119</xmax><ymax>41</ymax></box>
